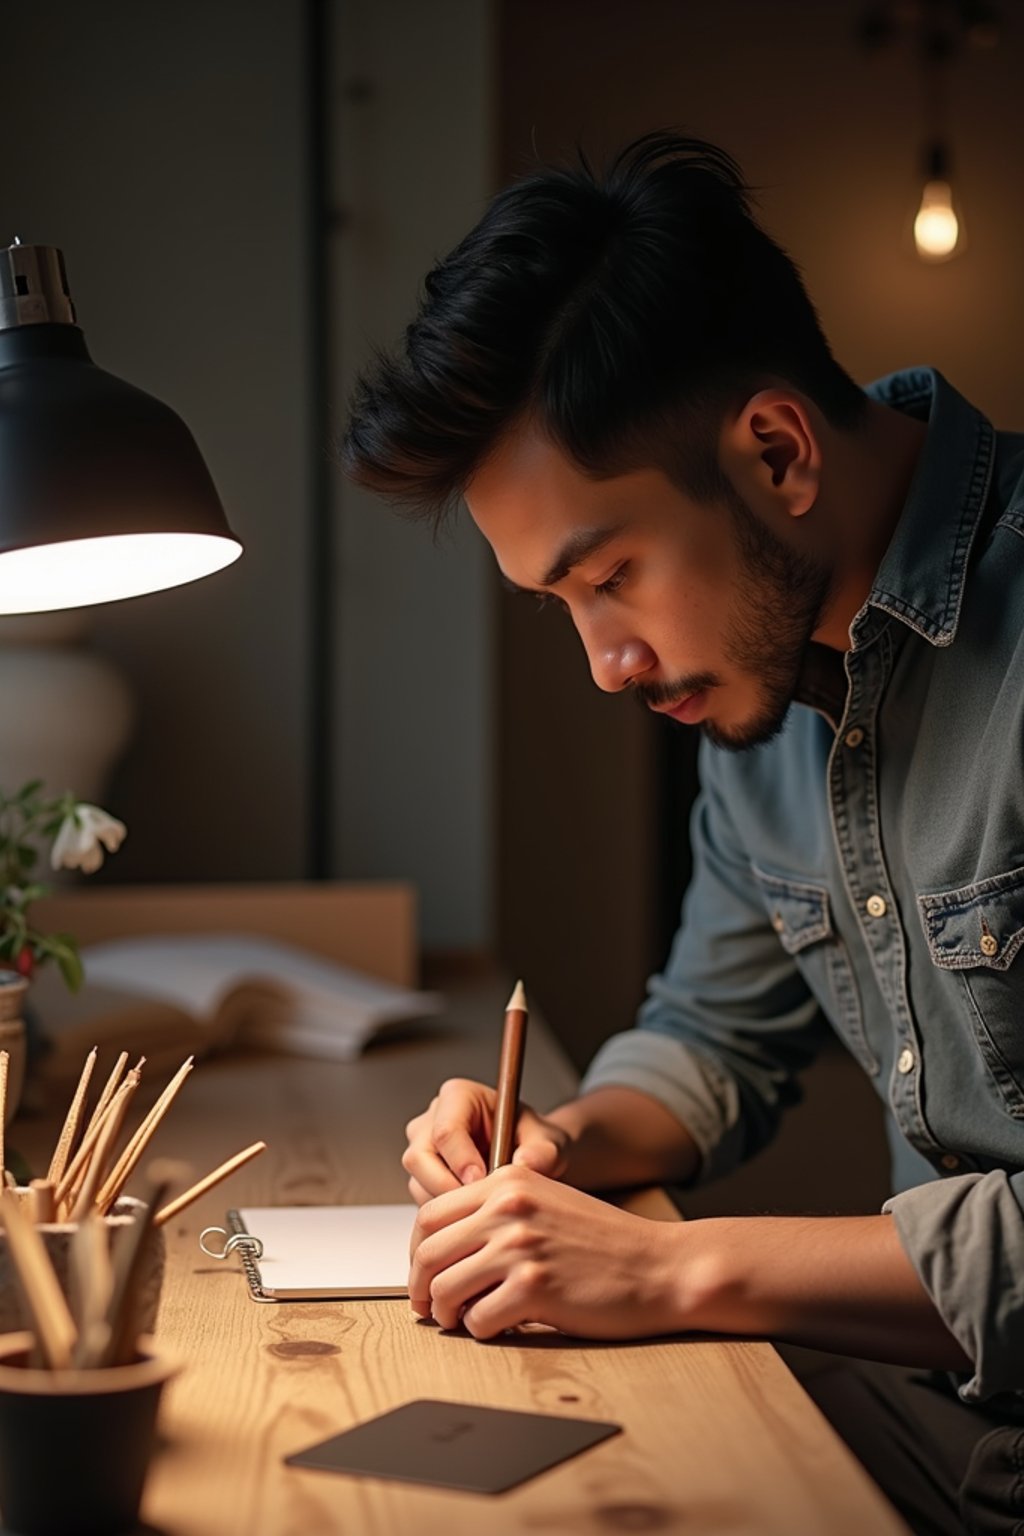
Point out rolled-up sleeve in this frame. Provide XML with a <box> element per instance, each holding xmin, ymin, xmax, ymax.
<box><xmin>883</xmin><ymin>1169</ymin><xmax>1024</xmax><ymax>1401</ymax></box>
<box><xmin>580</xmin><ymin>743</ymin><xmax>824</xmax><ymax>1183</ymax></box>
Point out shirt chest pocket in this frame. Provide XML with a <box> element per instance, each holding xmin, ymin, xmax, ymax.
<box><xmin>919</xmin><ymin>866</ymin><xmax>1024</xmax><ymax>1118</ymax></box>
<box><xmin>751</xmin><ymin>867</ymin><xmax>877</xmax><ymax>1075</ymax></box>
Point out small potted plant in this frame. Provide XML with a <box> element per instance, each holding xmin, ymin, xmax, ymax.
<box><xmin>0</xmin><ymin>781</ymin><xmax>126</xmax><ymax>1123</ymax></box>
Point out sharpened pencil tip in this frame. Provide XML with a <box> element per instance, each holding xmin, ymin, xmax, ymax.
<box><xmin>506</xmin><ymin>979</ymin><xmax>527</xmax><ymax>1013</ymax></box>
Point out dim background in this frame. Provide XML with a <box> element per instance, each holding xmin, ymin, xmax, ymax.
<box><xmin>2</xmin><ymin>0</ymin><xmax>1019</xmax><ymax>1214</ymax></box>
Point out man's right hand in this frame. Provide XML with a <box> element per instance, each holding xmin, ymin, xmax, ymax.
<box><xmin>402</xmin><ymin>1077</ymin><xmax>572</xmax><ymax>1204</ymax></box>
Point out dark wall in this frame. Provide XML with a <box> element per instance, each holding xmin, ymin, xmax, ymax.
<box><xmin>494</xmin><ymin>0</ymin><xmax>1023</xmax><ymax>1083</ymax></box>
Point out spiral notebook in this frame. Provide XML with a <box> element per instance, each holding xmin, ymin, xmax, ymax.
<box><xmin>206</xmin><ymin>1205</ymin><xmax>416</xmax><ymax>1302</ymax></box>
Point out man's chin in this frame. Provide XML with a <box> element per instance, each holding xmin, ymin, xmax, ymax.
<box><xmin>701</xmin><ymin>701</ymin><xmax>793</xmax><ymax>754</ymax></box>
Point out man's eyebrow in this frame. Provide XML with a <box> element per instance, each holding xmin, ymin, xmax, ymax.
<box><xmin>499</xmin><ymin>524</ymin><xmax>624</xmax><ymax>595</ymax></box>
<box><xmin>539</xmin><ymin>524</ymin><xmax>623</xmax><ymax>586</ymax></box>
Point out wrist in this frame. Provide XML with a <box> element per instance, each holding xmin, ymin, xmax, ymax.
<box><xmin>547</xmin><ymin>1087</ymin><xmax>701</xmax><ymax>1190</ymax></box>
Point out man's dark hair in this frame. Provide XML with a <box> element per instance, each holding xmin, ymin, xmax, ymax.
<box><xmin>342</xmin><ymin>132</ymin><xmax>867</xmax><ymax>525</ymax></box>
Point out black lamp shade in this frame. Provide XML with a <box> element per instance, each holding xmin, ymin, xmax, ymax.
<box><xmin>0</xmin><ymin>286</ymin><xmax>242</xmax><ymax>612</ymax></box>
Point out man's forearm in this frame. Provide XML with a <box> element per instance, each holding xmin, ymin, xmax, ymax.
<box><xmin>546</xmin><ymin>1094</ymin><xmax>970</xmax><ymax>1371</ymax></box>
<box><xmin>683</xmin><ymin>1212</ymin><xmax>971</xmax><ymax>1371</ymax></box>
<box><xmin>547</xmin><ymin>1085</ymin><xmax>703</xmax><ymax>1190</ymax></box>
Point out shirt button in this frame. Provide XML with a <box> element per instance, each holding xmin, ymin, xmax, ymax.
<box><xmin>844</xmin><ymin>727</ymin><xmax>864</xmax><ymax>749</ymax></box>
<box><xmin>980</xmin><ymin>933</ymin><xmax>999</xmax><ymax>958</ymax></box>
<box><xmin>941</xmin><ymin>1153</ymin><xmax>960</xmax><ymax>1170</ymax></box>
<box><xmin>866</xmin><ymin>893</ymin><xmax>887</xmax><ymax>918</ymax></box>
<box><xmin>897</xmin><ymin>1047</ymin><xmax>915</xmax><ymax>1074</ymax></box>
<box><xmin>772</xmin><ymin>911</ymin><xmax>785</xmax><ymax>933</ymax></box>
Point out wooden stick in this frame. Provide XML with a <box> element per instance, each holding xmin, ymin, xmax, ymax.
<box><xmin>0</xmin><ymin>1049</ymin><xmax>8</xmax><ymax>1186</ymax></box>
<box><xmin>54</xmin><ymin>1060</ymin><xmax>142</xmax><ymax>1218</ymax></box>
<box><xmin>46</xmin><ymin>1046</ymin><xmax>98</xmax><ymax>1186</ymax></box>
<box><xmin>153</xmin><ymin>1141</ymin><xmax>267</xmax><ymax>1228</ymax></box>
<box><xmin>489</xmin><ymin>979</ymin><xmax>528</xmax><ymax>1172</ymax></box>
<box><xmin>95</xmin><ymin>1056</ymin><xmax>194</xmax><ymax>1215</ymax></box>
<box><xmin>81</xmin><ymin>1050</ymin><xmax>129</xmax><ymax>1143</ymax></box>
<box><xmin>102</xmin><ymin>1159</ymin><xmax>188</xmax><ymax>1367</ymax></box>
<box><xmin>54</xmin><ymin>1068</ymin><xmax>142</xmax><ymax>1218</ymax></box>
<box><xmin>27</xmin><ymin>1179</ymin><xmax>56</xmax><ymax>1225</ymax></box>
<box><xmin>69</xmin><ymin>1212</ymin><xmax>113</xmax><ymax>1369</ymax></box>
<box><xmin>0</xmin><ymin>1188</ymin><xmax>78</xmax><ymax>1369</ymax></box>
<box><xmin>69</xmin><ymin>1071</ymin><xmax>139</xmax><ymax>1221</ymax></box>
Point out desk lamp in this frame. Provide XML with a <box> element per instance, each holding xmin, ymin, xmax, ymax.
<box><xmin>0</xmin><ymin>239</ymin><xmax>242</xmax><ymax>614</ymax></box>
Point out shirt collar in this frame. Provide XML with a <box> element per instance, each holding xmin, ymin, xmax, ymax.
<box><xmin>862</xmin><ymin>367</ymin><xmax>996</xmax><ymax>648</ymax></box>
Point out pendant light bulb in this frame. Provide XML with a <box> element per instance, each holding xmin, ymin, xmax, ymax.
<box><xmin>913</xmin><ymin>144</ymin><xmax>963</xmax><ymax>262</ymax></box>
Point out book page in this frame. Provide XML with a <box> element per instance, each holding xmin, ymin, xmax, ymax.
<box><xmin>32</xmin><ymin>934</ymin><xmax>444</xmax><ymax>1069</ymax></box>
<box><xmin>80</xmin><ymin>934</ymin><xmax>443</xmax><ymax>1049</ymax></box>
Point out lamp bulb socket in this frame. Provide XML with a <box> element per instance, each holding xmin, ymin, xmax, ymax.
<box><xmin>0</xmin><ymin>243</ymin><xmax>76</xmax><ymax>332</ymax></box>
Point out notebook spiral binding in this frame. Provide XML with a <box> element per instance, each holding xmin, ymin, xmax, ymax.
<box><xmin>198</xmin><ymin>1211</ymin><xmax>276</xmax><ymax>1303</ymax></box>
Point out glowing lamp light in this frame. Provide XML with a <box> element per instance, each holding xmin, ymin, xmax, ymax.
<box><xmin>914</xmin><ymin>180</ymin><xmax>961</xmax><ymax>259</ymax></box>
<box><xmin>912</xmin><ymin>144</ymin><xmax>963</xmax><ymax>263</ymax></box>
<box><xmin>0</xmin><ymin>241</ymin><xmax>242</xmax><ymax>614</ymax></box>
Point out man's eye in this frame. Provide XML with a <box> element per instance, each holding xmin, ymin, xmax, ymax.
<box><xmin>533</xmin><ymin>592</ymin><xmax>569</xmax><ymax>616</ymax></box>
<box><xmin>595</xmin><ymin>563</ymin><xmax>628</xmax><ymax>596</ymax></box>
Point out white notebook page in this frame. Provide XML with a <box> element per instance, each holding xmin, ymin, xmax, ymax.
<box><xmin>236</xmin><ymin>1205</ymin><xmax>416</xmax><ymax>1298</ymax></box>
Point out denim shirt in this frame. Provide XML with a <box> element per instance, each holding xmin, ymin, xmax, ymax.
<box><xmin>580</xmin><ymin>367</ymin><xmax>1024</xmax><ymax>1403</ymax></box>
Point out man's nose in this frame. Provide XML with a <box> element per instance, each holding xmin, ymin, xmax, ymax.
<box><xmin>581</xmin><ymin>630</ymin><xmax>657</xmax><ymax>693</ymax></box>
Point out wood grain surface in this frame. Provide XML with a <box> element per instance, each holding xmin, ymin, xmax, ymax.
<box><xmin>15</xmin><ymin>972</ymin><xmax>908</xmax><ymax>1536</ymax></box>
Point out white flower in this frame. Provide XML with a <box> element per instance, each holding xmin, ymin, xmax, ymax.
<box><xmin>51</xmin><ymin>804</ymin><xmax>128</xmax><ymax>874</ymax></box>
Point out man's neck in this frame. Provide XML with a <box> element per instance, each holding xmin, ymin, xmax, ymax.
<box><xmin>812</xmin><ymin>398</ymin><xmax>929</xmax><ymax>652</ymax></box>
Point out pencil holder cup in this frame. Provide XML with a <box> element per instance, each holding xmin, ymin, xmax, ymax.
<box><xmin>0</xmin><ymin>1194</ymin><xmax>165</xmax><ymax>1337</ymax></box>
<box><xmin>0</xmin><ymin>1330</ymin><xmax>178</xmax><ymax>1535</ymax></box>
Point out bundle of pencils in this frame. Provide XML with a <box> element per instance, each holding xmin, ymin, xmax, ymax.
<box><xmin>0</xmin><ymin>1046</ymin><xmax>266</xmax><ymax>1368</ymax></box>
<box><xmin>5</xmin><ymin>1046</ymin><xmax>265</xmax><ymax>1228</ymax></box>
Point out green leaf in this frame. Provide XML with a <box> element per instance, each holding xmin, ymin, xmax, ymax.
<box><xmin>1</xmin><ymin>915</ymin><xmax>26</xmax><ymax>949</ymax></box>
<box><xmin>55</xmin><ymin>946</ymin><xmax>84</xmax><ymax>993</ymax></box>
<box><xmin>37</xmin><ymin>933</ymin><xmax>82</xmax><ymax>992</ymax></box>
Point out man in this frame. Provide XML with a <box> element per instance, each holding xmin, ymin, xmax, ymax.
<box><xmin>342</xmin><ymin>133</ymin><xmax>1024</xmax><ymax>1534</ymax></box>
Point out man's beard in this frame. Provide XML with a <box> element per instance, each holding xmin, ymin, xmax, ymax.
<box><xmin>636</xmin><ymin>489</ymin><xmax>834</xmax><ymax>753</ymax></box>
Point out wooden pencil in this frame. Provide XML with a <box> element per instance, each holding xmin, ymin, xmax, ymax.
<box><xmin>153</xmin><ymin>1141</ymin><xmax>267</xmax><ymax>1227</ymax></box>
<box><xmin>489</xmin><ymin>980</ymin><xmax>528</xmax><ymax>1172</ymax></box>
<box><xmin>0</xmin><ymin>1049</ymin><xmax>8</xmax><ymax>1187</ymax></box>
<box><xmin>69</xmin><ymin>1212</ymin><xmax>113</xmax><ymax>1369</ymax></box>
<box><xmin>54</xmin><ymin>1070</ymin><xmax>141</xmax><ymax>1218</ymax></box>
<box><xmin>27</xmin><ymin>1179</ymin><xmax>56</xmax><ymax>1225</ymax></box>
<box><xmin>101</xmin><ymin>1159</ymin><xmax>187</xmax><ymax>1367</ymax></box>
<box><xmin>0</xmin><ymin>1188</ymin><xmax>78</xmax><ymax>1369</ymax></box>
<box><xmin>81</xmin><ymin>1050</ymin><xmax>129</xmax><ymax>1144</ymax></box>
<box><xmin>68</xmin><ymin>1071</ymin><xmax>139</xmax><ymax>1221</ymax></box>
<box><xmin>95</xmin><ymin>1056</ymin><xmax>194</xmax><ymax>1214</ymax></box>
<box><xmin>46</xmin><ymin>1046</ymin><xmax>98</xmax><ymax>1186</ymax></box>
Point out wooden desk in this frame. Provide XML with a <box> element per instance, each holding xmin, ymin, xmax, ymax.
<box><xmin>17</xmin><ymin>973</ymin><xmax>908</xmax><ymax>1536</ymax></box>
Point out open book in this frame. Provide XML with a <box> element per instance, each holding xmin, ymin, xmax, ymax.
<box><xmin>33</xmin><ymin>933</ymin><xmax>443</xmax><ymax>1072</ymax></box>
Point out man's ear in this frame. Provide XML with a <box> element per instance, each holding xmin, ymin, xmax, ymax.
<box><xmin>720</xmin><ymin>390</ymin><xmax>822</xmax><ymax>518</ymax></box>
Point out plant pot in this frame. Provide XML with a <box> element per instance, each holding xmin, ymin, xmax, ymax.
<box><xmin>0</xmin><ymin>970</ymin><xmax>28</xmax><ymax>1126</ymax></box>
